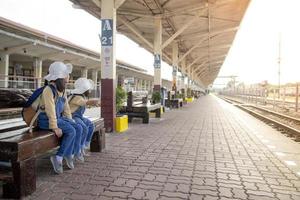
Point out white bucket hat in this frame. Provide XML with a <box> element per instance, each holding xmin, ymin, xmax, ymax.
<box><xmin>72</xmin><ymin>78</ymin><xmax>95</xmax><ymax>94</ymax></box>
<box><xmin>44</xmin><ymin>61</ymin><xmax>73</xmax><ymax>81</ymax></box>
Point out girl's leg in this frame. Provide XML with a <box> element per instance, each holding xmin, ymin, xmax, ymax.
<box><xmin>51</xmin><ymin>119</ymin><xmax>76</xmax><ymax>173</ymax></box>
<box><xmin>82</xmin><ymin>117</ymin><xmax>95</xmax><ymax>147</ymax></box>
<box><xmin>56</xmin><ymin>119</ymin><xmax>76</xmax><ymax>157</ymax></box>
<box><xmin>74</xmin><ymin>117</ymin><xmax>88</xmax><ymax>149</ymax></box>
<box><xmin>64</xmin><ymin>118</ymin><xmax>83</xmax><ymax>160</ymax></box>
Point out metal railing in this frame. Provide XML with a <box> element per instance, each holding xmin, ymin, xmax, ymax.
<box><xmin>220</xmin><ymin>84</ymin><xmax>300</xmax><ymax>112</ymax></box>
<box><xmin>0</xmin><ymin>75</ymin><xmax>101</xmax><ymax>98</ymax></box>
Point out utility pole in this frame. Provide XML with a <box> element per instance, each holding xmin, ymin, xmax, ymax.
<box><xmin>278</xmin><ymin>32</ymin><xmax>281</xmax><ymax>99</ymax></box>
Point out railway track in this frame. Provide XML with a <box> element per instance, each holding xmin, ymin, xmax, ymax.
<box><xmin>219</xmin><ymin>95</ymin><xmax>300</xmax><ymax>142</ymax></box>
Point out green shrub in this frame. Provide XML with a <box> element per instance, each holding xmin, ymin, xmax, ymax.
<box><xmin>151</xmin><ymin>91</ymin><xmax>161</xmax><ymax>104</ymax></box>
<box><xmin>116</xmin><ymin>86</ymin><xmax>127</xmax><ymax>113</ymax></box>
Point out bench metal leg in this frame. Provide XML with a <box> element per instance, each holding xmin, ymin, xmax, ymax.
<box><xmin>128</xmin><ymin>116</ymin><xmax>133</xmax><ymax>123</ymax></box>
<box><xmin>3</xmin><ymin>157</ymin><xmax>36</xmax><ymax>199</ymax></box>
<box><xmin>155</xmin><ymin>108</ymin><xmax>161</xmax><ymax>118</ymax></box>
<box><xmin>142</xmin><ymin>113</ymin><xmax>149</xmax><ymax>124</ymax></box>
<box><xmin>90</xmin><ymin>128</ymin><xmax>105</xmax><ymax>152</ymax></box>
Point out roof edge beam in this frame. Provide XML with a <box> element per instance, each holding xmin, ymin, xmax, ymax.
<box><xmin>4</xmin><ymin>42</ymin><xmax>35</xmax><ymax>54</ymax></box>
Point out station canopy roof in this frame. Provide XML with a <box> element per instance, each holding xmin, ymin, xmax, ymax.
<box><xmin>70</xmin><ymin>0</ymin><xmax>250</xmax><ymax>87</ymax></box>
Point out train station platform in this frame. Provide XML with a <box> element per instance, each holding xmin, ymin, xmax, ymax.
<box><xmin>25</xmin><ymin>95</ymin><xmax>300</xmax><ymax>200</ymax></box>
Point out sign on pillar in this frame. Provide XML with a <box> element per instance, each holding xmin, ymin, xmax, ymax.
<box><xmin>153</xmin><ymin>54</ymin><xmax>161</xmax><ymax>92</ymax></box>
<box><xmin>101</xmin><ymin>2</ymin><xmax>116</xmax><ymax>133</ymax></box>
<box><xmin>172</xmin><ymin>66</ymin><xmax>177</xmax><ymax>91</ymax></box>
<box><xmin>102</xmin><ymin>19</ymin><xmax>113</xmax><ymax>70</ymax></box>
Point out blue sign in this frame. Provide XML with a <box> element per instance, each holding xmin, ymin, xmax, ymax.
<box><xmin>154</xmin><ymin>54</ymin><xmax>161</xmax><ymax>69</ymax></box>
<box><xmin>101</xmin><ymin>19</ymin><xmax>113</xmax><ymax>46</ymax></box>
<box><xmin>172</xmin><ymin>66</ymin><xmax>177</xmax><ymax>76</ymax></box>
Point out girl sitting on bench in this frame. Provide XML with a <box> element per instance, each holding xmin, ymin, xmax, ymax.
<box><xmin>38</xmin><ymin>61</ymin><xmax>82</xmax><ymax>174</ymax></box>
<box><xmin>69</xmin><ymin>78</ymin><xmax>100</xmax><ymax>159</ymax></box>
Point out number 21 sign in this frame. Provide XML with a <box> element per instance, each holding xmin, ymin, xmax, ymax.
<box><xmin>101</xmin><ymin>19</ymin><xmax>113</xmax><ymax>46</ymax></box>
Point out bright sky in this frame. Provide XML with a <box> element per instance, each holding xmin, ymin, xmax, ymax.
<box><xmin>216</xmin><ymin>0</ymin><xmax>300</xmax><ymax>87</ymax></box>
<box><xmin>1</xmin><ymin>0</ymin><xmax>300</xmax><ymax>87</ymax></box>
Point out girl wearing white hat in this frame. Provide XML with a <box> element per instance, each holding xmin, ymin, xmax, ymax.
<box><xmin>38</xmin><ymin>61</ymin><xmax>82</xmax><ymax>174</ymax></box>
<box><xmin>69</xmin><ymin>78</ymin><xmax>100</xmax><ymax>159</ymax></box>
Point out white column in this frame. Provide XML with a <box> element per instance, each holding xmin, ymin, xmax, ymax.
<box><xmin>81</xmin><ymin>67</ymin><xmax>88</xmax><ymax>78</ymax></box>
<box><xmin>101</xmin><ymin>0</ymin><xmax>117</xmax><ymax>132</ymax></box>
<box><xmin>148</xmin><ymin>80</ymin><xmax>151</xmax><ymax>91</ymax></box>
<box><xmin>134</xmin><ymin>78</ymin><xmax>138</xmax><ymax>90</ymax></box>
<box><xmin>34</xmin><ymin>58</ymin><xmax>43</xmax><ymax>88</ymax></box>
<box><xmin>172</xmin><ymin>41</ymin><xmax>178</xmax><ymax>91</ymax></box>
<box><xmin>92</xmin><ymin>69</ymin><xmax>98</xmax><ymax>88</ymax></box>
<box><xmin>138</xmin><ymin>79</ymin><xmax>143</xmax><ymax>90</ymax></box>
<box><xmin>181</xmin><ymin>58</ymin><xmax>187</xmax><ymax>91</ymax></box>
<box><xmin>153</xmin><ymin>17</ymin><xmax>162</xmax><ymax>92</ymax></box>
<box><xmin>0</xmin><ymin>54</ymin><xmax>9</xmax><ymax>88</ymax></box>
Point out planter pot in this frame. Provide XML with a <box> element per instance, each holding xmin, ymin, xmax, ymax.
<box><xmin>186</xmin><ymin>97</ymin><xmax>194</xmax><ymax>103</ymax></box>
<box><xmin>115</xmin><ymin>114</ymin><xmax>128</xmax><ymax>133</ymax></box>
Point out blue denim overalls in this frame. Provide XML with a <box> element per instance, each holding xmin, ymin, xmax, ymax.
<box><xmin>72</xmin><ymin>96</ymin><xmax>95</xmax><ymax>148</ymax></box>
<box><xmin>38</xmin><ymin>87</ymin><xmax>82</xmax><ymax>157</ymax></box>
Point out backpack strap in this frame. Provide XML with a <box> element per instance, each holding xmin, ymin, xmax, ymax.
<box><xmin>68</xmin><ymin>94</ymin><xmax>84</xmax><ymax>104</ymax></box>
<box><xmin>48</xmin><ymin>84</ymin><xmax>57</xmax><ymax>99</ymax></box>
<box><xmin>29</xmin><ymin>85</ymin><xmax>57</xmax><ymax>133</ymax></box>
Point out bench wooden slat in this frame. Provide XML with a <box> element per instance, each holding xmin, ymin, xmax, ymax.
<box><xmin>0</xmin><ymin>122</ymin><xmax>27</xmax><ymax>133</ymax></box>
<box><xmin>0</xmin><ymin>173</ymin><xmax>13</xmax><ymax>182</ymax></box>
<box><xmin>0</xmin><ymin>128</ymin><xmax>29</xmax><ymax>140</ymax></box>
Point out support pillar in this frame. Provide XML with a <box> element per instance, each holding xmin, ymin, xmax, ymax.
<box><xmin>33</xmin><ymin>58</ymin><xmax>42</xmax><ymax>89</ymax></box>
<box><xmin>138</xmin><ymin>79</ymin><xmax>142</xmax><ymax>90</ymax></box>
<box><xmin>172</xmin><ymin>41</ymin><xmax>178</xmax><ymax>91</ymax></box>
<box><xmin>134</xmin><ymin>78</ymin><xmax>138</xmax><ymax>90</ymax></box>
<box><xmin>92</xmin><ymin>69</ymin><xmax>98</xmax><ymax>88</ymax></box>
<box><xmin>81</xmin><ymin>67</ymin><xmax>88</xmax><ymax>78</ymax></box>
<box><xmin>101</xmin><ymin>0</ymin><xmax>117</xmax><ymax>132</ymax></box>
<box><xmin>92</xmin><ymin>69</ymin><xmax>99</xmax><ymax>98</ymax></box>
<box><xmin>117</xmin><ymin>75</ymin><xmax>125</xmax><ymax>87</ymax></box>
<box><xmin>153</xmin><ymin>17</ymin><xmax>162</xmax><ymax>92</ymax></box>
<box><xmin>0</xmin><ymin>54</ymin><xmax>9</xmax><ymax>88</ymax></box>
<box><xmin>181</xmin><ymin>75</ymin><xmax>185</xmax><ymax>91</ymax></box>
<box><xmin>181</xmin><ymin>58</ymin><xmax>187</xmax><ymax>92</ymax></box>
<box><xmin>148</xmin><ymin>80</ymin><xmax>151</xmax><ymax>92</ymax></box>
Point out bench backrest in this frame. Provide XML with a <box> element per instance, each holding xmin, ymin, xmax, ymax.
<box><xmin>127</xmin><ymin>91</ymin><xmax>149</xmax><ymax>109</ymax></box>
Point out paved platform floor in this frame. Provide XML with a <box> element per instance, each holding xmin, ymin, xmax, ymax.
<box><xmin>26</xmin><ymin>95</ymin><xmax>300</xmax><ymax>200</ymax></box>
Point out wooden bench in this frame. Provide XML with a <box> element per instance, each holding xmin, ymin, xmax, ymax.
<box><xmin>0</xmin><ymin>108</ymin><xmax>22</xmax><ymax>120</ymax></box>
<box><xmin>165</xmin><ymin>91</ymin><xmax>183</xmax><ymax>108</ymax></box>
<box><xmin>166</xmin><ymin>98</ymin><xmax>183</xmax><ymax>108</ymax></box>
<box><xmin>120</xmin><ymin>91</ymin><xmax>161</xmax><ymax>123</ymax></box>
<box><xmin>0</xmin><ymin>117</ymin><xmax>105</xmax><ymax>199</ymax></box>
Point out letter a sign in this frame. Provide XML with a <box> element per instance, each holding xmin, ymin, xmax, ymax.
<box><xmin>153</xmin><ymin>54</ymin><xmax>161</xmax><ymax>69</ymax></box>
<box><xmin>101</xmin><ymin>19</ymin><xmax>113</xmax><ymax>46</ymax></box>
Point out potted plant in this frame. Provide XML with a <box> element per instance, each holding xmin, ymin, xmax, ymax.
<box><xmin>151</xmin><ymin>91</ymin><xmax>161</xmax><ymax>104</ymax></box>
<box><xmin>116</xmin><ymin>86</ymin><xmax>127</xmax><ymax>114</ymax></box>
<box><xmin>115</xmin><ymin>86</ymin><xmax>128</xmax><ymax>133</ymax></box>
<box><xmin>175</xmin><ymin>93</ymin><xmax>183</xmax><ymax>99</ymax></box>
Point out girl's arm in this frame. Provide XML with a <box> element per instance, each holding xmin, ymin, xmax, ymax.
<box><xmin>43</xmin><ymin>87</ymin><xmax>58</xmax><ymax>129</ymax></box>
<box><xmin>63</xmin><ymin>93</ymin><xmax>73</xmax><ymax>119</ymax></box>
